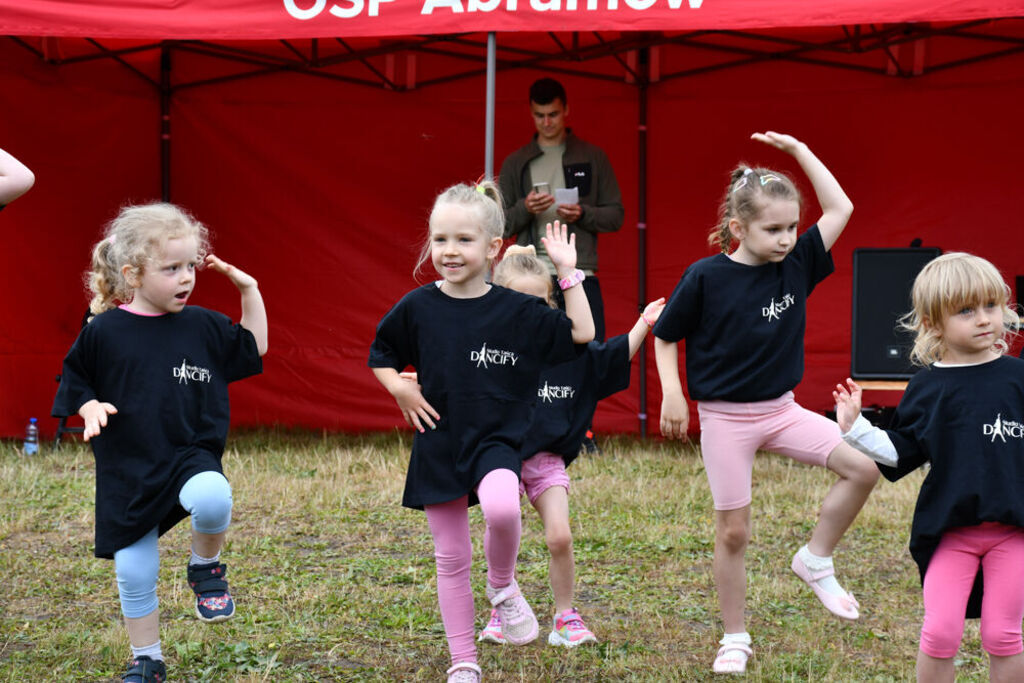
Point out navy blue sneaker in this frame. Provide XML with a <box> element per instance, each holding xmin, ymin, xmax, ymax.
<box><xmin>187</xmin><ymin>561</ymin><xmax>235</xmax><ymax>622</ymax></box>
<box><xmin>122</xmin><ymin>655</ymin><xmax>166</xmax><ymax>682</ymax></box>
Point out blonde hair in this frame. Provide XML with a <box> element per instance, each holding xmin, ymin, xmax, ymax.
<box><xmin>87</xmin><ymin>203</ymin><xmax>209</xmax><ymax>315</ymax></box>
<box><xmin>709</xmin><ymin>165</ymin><xmax>802</xmax><ymax>253</ymax></box>
<box><xmin>901</xmin><ymin>252</ymin><xmax>1019</xmax><ymax>365</ymax></box>
<box><xmin>415</xmin><ymin>180</ymin><xmax>505</xmax><ymax>279</ymax></box>
<box><xmin>493</xmin><ymin>244</ymin><xmax>554</xmax><ymax>305</ymax></box>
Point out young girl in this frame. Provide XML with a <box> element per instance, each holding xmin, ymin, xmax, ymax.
<box><xmin>653</xmin><ymin>132</ymin><xmax>879</xmax><ymax>673</ymax></box>
<box><xmin>834</xmin><ymin>252</ymin><xmax>1024</xmax><ymax>683</ymax></box>
<box><xmin>368</xmin><ymin>182</ymin><xmax>594</xmax><ymax>683</ymax></box>
<box><xmin>477</xmin><ymin>244</ymin><xmax>664</xmax><ymax>648</ymax></box>
<box><xmin>52</xmin><ymin>203</ymin><xmax>267</xmax><ymax>683</ymax></box>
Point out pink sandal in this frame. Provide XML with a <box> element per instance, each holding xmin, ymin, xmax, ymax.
<box><xmin>712</xmin><ymin>642</ymin><xmax>753</xmax><ymax>674</ymax></box>
<box><xmin>791</xmin><ymin>551</ymin><xmax>859</xmax><ymax>620</ymax></box>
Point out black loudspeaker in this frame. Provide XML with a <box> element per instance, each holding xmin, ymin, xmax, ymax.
<box><xmin>851</xmin><ymin>247</ymin><xmax>941</xmax><ymax>379</ymax></box>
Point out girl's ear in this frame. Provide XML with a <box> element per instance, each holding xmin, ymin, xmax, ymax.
<box><xmin>487</xmin><ymin>236</ymin><xmax>503</xmax><ymax>260</ymax></box>
<box><xmin>922</xmin><ymin>315</ymin><xmax>942</xmax><ymax>337</ymax></box>
<box><xmin>728</xmin><ymin>218</ymin><xmax>745</xmax><ymax>241</ymax></box>
<box><xmin>121</xmin><ymin>263</ymin><xmax>140</xmax><ymax>289</ymax></box>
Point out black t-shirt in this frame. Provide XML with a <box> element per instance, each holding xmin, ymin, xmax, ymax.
<box><xmin>653</xmin><ymin>225</ymin><xmax>833</xmax><ymax>402</ymax></box>
<box><xmin>880</xmin><ymin>355</ymin><xmax>1024</xmax><ymax>618</ymax></box>
<box><xmin>52</xmin><ymin>306</ymin><xmax>262</xmax><ymax>558</ymax></box>
<box><xmin>368</xmin><ymin>283</ymin><xmax>576</xmax><ymax>509</ymax></box>
<box><xmin>521</xmin><ymin>334</ymin><xmax>631</xmax><ymax>466</ymax></box>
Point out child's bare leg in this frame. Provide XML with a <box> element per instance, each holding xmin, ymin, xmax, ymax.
<box><xmin>714</xmin><ymin>506</ymin><xmax>751</xmax><ymax>634</ymax></box>
<box><xmin>532</xmin><ymin>486</ymin><xmax>574</xmax><ymax>613</ymax></box>
<box><xmin>125</xmin><ymin>611</ymin><xmax>159</xmax><ymax>648</ymax></box>
<box><xmin>191</xmin><ymin>528</ymin><xmax>227</xmax><ymax>559</ymax></box>
<box><xmin>990</xmin><ymin>653</ymin><xmax>1024</xmax><ymax>683</ymax></box>
<box><xmin>916</xmin><ymin>651</ymin><xmax>955</xmax><ymax>683</ymax></box>
<box><xmin>809</xmin><ymin>443</ymin><xmax>878</xmax><ymax>555</ymax></box>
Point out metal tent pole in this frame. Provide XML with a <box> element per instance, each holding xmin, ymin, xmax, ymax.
<box><xmin>637</xmin><ymin>48</ymin><xmax>649</xmax><ymax>437</ymax></box>
<box><xmin>160</xmin><ymin>45</ymin><xmax>171</xmax><ymax>201</ymax></box>
<box><xmin>484</xmin><ymin>32</ymin><xmax>496</xmax><ymax>180</ymax></box>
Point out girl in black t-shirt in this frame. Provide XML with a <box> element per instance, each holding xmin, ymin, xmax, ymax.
<box><xmin>654</xmin><ymin>133</ymin><xmax>879</xmax><ymax>673</ymax></box>
<box><xmin>836</xmin><ymin>252</ymin><xmax>1024</xmax><ymax>682</ymax></box>
<box><xmin>475</xmin><ymin>243</ymin><xmax>664</xmax><ymax>650</ymax></box>
<box><xmin>53</xmin><ymin>203</ymin><xmax>267</xmax><ymax>683</ymax></box>
<box><xmin>369</xmin><ymin>182</ymin><xmax>594</xmax><ymax>683</ymax></box>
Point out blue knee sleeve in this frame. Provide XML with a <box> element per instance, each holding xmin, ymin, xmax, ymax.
<box><xmin>179</xmin><ymin>471</ymin><xmax>232</xmax><ymax>535</ymax></box>
<box><xmin>114</xmin><ymin>528</ymin><xmax>160</xmax><ymax>619</ymax></box>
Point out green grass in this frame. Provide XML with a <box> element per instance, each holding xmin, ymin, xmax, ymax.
<box><xmin>0</xmin><ymin>431</ymin><xmax>993</xmax><ymax>681</ymax></box>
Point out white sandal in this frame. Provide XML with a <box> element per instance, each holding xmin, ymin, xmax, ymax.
<box><xmin>712</xmin><ymin>642</ymin><xmax>753</xmax><ymax>674</ymax></box>
<box><xmin>446</xmin><ymin>661</ymin><xmax>482</xmax><ymax>683</ymax></box>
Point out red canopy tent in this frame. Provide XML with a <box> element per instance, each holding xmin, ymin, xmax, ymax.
<box><xmin>1</xmin><ymin>2</ymin><xmax>1022</xmax><ymax>439</ymax></box>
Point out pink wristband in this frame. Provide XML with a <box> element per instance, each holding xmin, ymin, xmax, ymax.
<box><xmin>642</xmin><ymin>312</ymin><xmax>655</xmax><ymax>327</ymax></box>
<box><xmin>558</xmin><ymin>269</ymin><xmax>586</xmax><ymax>291</ymax></box>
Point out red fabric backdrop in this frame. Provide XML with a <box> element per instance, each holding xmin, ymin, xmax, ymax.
<box><xmin>1</xmin><ymin>30</ymin><xmax>1023</xmax><ymax>439</ymax></box>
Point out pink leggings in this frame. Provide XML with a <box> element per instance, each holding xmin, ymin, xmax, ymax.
<box><xmin>920</xmin><ymin>523</ymin><xmax>1024</xmax><ymax>658</ymax></box>
<box><xmin>424</xmin><ymin>468</ymin><xmax>522</xmax><ymax>666</ymax></box>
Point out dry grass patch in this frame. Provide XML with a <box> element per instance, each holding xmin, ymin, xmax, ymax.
<box><xmin>0</xmin><ymin>431</ymin><xmax>993</xmax><ymax>681</ymax></box>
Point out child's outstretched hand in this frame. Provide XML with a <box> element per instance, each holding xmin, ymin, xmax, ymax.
<box><xmin>751</xmin><ymin>131</ymin><xmax>806</xmax><ymax>156</ymax></box>
<box><xmin>78</xmin><ymin>399</ymin><xmax>118</xmax><ymax>442</ymax></box>
<box><xmin>832</xmin><ymin>378</ymin><xmax>863</xmax><ymax>433</ymax></box>
<box><xmin>642</xmin><ymin>297</ymin><xmax>666</xmax><ymax>327</ymax></box>
<box><xmin>541</xmin><ymin>221</ymin><xmax>578</xmax><ymax>275</ymax></box>
<box><xmin>205</xmin><ymin>254</ymin><xmax>259</xmax><ymax>291</ymax></box>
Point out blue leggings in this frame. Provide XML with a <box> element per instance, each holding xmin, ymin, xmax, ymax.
<box><xmin>113</xmin><ymin>471</ymin><xmax>232</xmax><ymax>618</ymax></box>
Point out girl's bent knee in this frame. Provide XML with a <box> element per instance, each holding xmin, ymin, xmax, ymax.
<box><xmin>180</xmin><ymin>471</ymin><xmax>233</xmax><ymax>534</ymax></box>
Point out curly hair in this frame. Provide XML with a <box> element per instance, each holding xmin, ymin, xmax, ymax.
<box><xmin>87</xmin><ymin>203</ymin><xmax>209</xmax><ymax>315</ymax></box>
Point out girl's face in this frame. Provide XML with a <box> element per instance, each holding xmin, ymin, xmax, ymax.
<box><xmin>124</xmin><ymin>235</ymin><xmax>200</xmax><ymax>315</ymax></box>
<box><xmin>935</xmin><ymin>300</ymin><xmax>1003</xmax><ymax>364</ymax></box>
<box><xmin>729</xmin><ymin>197</ymin><xmax>800</xmax><ymax>266</ymax></box>
<box><xmin>430</xmin><ymin>203</ymin><xmax>501</xmax><ymax>297</ymax></box>
<box><xmin>505</xmin><ymin>273</ymin><xmax>552</xmax><ymax>305</ymax></box>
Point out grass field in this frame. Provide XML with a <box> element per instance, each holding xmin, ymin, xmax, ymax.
<box><xmin>0</xmin><ymin>431</ymin><xmax>995</xmax><ymax>681</ymax></box>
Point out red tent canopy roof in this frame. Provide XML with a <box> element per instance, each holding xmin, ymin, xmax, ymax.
<box><xmin>2</xmin><ymin>0</ymin><xmax>1022</xmax><ymax>40</ymax></box>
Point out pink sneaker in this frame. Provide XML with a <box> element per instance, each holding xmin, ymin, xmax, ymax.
<box><xmin>446</xmin><ymin>661</ymin><xmax>481</xmax><ymax>683</ymax></box>
<box><xmin>547</xmin><ymin>608</ymin><xmax>597</xmax><ymax>647</ymax></box>
<box><xmin>485</xmin><ymin>579</ymin><xmax>538</xmax><ymax>645</ymax></box>
<box><xmin>477</xmin><ymin>608</ymin><xmax>506</xmax><ymax>644</ymax></box>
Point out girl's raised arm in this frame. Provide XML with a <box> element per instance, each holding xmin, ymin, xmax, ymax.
<box><xmin>542</xmin><ymin>221</ymin><xmax>595</xmax><ymax>344</ymax></box>
<box><xmin>0</xmin><ymin>147</ymin><xmax>35</xmax><ymax>205</ymax></box>
<box><xmin>205</xmin><ymin>254</ymin><xmax>269</xmax><ymax>356</ymax></box>
<box><xmin>752</xmin><ymin>132</ymin><xmax>853</xmax><ymax>251</ymax></box>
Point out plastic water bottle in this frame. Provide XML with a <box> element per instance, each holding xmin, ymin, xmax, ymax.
<box><xmin>24</xmin><ymin>417</ymin><xmax>39</xmax><ymax>455</ymax></box>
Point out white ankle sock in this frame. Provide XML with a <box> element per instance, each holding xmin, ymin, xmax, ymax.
<box><xmin>190</xmin><ymin>549</ymin><xmax>220</xmax><ymax>566</ymax></box>
<box><xmin>131</xmin><ymin>640</ymin><xmax>163</xmax><ymax>662</ymax></box>
<box><xmin>720</xmin><ymin>631</ymin><xmax>751</xmax><ymax>646</ymax></box>
<box><xmin>798</xmin><ymin>545</ymin><xmax>847</xmax><ymax>597</ymax></box>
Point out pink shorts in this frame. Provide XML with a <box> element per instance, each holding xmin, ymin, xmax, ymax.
<box><xmin>697</xmin><ymin>391</ymin><xmax>843</xmax><ymax>511</ymax></box>
<box><xmin>519</xmin><ymin>452</ymin><xmax>570</xmax><ymax>504</ymax></box>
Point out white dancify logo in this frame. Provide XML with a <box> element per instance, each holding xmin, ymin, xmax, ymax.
<box><xmin>983</xmin><ymin>413</ymin><xmax>1024</xmax><ymax>442</ymax></box>
<box><xmin>539</xmin><ymin>381</ymin><xmax>575</xmax><ymax>403</ymax></box>
<box><xmin>174</xmin><ymin>359</ymin><xmax>213</xmax><ymax>385</ymax></box>
<box><xmin>471</xmin><ymin>342</ymin><xmax>519</xmax><ymax>368</ymax></box>
<box><xmin>762</xmin><ymin>293</ymin><xmax>796</xmax><ymax>322</ymax></box>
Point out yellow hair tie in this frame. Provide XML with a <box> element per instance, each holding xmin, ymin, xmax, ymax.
<box><xmin>475</xmin><ymin>185</ymin><xmax>486</xmax><ymax>194</ymax></box>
